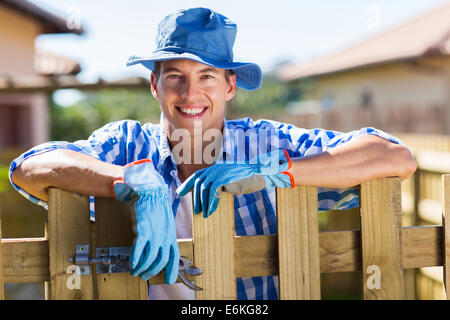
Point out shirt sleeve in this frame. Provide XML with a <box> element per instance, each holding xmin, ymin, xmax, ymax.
<box><xmin>259</xmin><ymin>120</ymin><xmax>409</xmax><ymax>212</ymax></box>
<box><xmin>8</xmin><ymin>120</ymin><xmax>158</xmax><ymax>210</ymax></box>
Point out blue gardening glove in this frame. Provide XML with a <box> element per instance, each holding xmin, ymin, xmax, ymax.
<box><xmin>112</xmin><ymin>159</ymin><xmax>180</xmax><ymax>284</ymax></box>
<box><xmin>176</xmin><ymin>149</ymin><xmax>294</xmax><ymax>218</ymax></box>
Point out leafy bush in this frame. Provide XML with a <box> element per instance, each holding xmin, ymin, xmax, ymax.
<box><xmin>50</xmin><ymin>89</ymin><xmax>161</xmax><ymax>141</ymax></box>
<box><xmin>0</xmin><ymin>164</ymin><xmax>9</xmax><ymax>193</ymax></box>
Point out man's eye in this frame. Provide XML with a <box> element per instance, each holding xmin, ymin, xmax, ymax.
<box><xmin>202</xmin><ymin>74</ymin><xmax>214</xmax><ymax>79</ymax></box>
<box><xmin>168</xmin><ymin>74</ymin><xmax>182</xmax><ymax>79</ymax></box>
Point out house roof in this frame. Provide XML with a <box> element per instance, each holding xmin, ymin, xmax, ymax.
<box><xmin>278</xmin><ymin>2</ymin><xmax>450</xmax><ymax>81</ymax></box>
<box><xmin>0</xmin><ymin>0</ymin><xmax>85</xmax><ymax>35</ymax></box>
<box><xmin>34</xmin><ymin>48</ymin><xmax>81</xmax><ymax>76</ymax></box>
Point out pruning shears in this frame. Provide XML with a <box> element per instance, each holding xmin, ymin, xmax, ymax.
<box><xmin>178</xmin><ymin>256</ymin><xmax>203</xmax><ymax>291</ymax></box>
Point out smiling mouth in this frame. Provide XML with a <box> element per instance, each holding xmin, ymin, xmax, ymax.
<box><xmin>176</xmin><ymin>105</ymin><xmax>208</xmax><ymax>118</ymax></box>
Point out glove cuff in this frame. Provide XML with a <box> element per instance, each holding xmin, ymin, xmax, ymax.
<box><xmin>280</xmin><ymin>149</ymin><xmax>295</xmax><ymax>189</ymax></box>
<box><xmin>111</xmin><ymin>178</ymin><xmax>125</xmax><ymax>199</ymax></box>
<box><xmin>124</xmin><ymin>159</ymin><xmax>152</xmax><ymax>168</ymax></box>
<box><xmin>111</xmin><ymin>159</ymin><xmax>153</xmax><ymax>199</ymax></box>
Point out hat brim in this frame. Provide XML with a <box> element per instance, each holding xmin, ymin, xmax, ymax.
<box><xmin>127</xmin><ymin>51</ymin><xmax>262</xmax><ymax>90</ymax></box>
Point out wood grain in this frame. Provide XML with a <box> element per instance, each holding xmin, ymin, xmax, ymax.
<box><xmin>277</xmin><ymin>186</ymin><xmax>320</xmax><ymax>299</ymax></box>
<box><xmin>2</xmin><ymin>237</ymin><xmax>49</xmax><ymax>283</ymax></box>
<box><xmin>47</xmin><ymin>189</ymin><xmax>147</xmax><ymax>300</ymax></box>
<box><xmin>47</xmin><ymin>189</ymin><xmax>94</xmax><ymax>299</ymax></box>
<box><xmin>0</xmin><ymin>208</ymin><xmax>4</xmax><ymax>300</ymax></box>
<box><xmin>360</xmin><ymin>178</ymin><xmax>405</xmax><ymax>299</ymax></box>
<box><xmin>192</xmin><ymin>192</ymin><xmax>236</xmax><ymax>299</ymax></box>
<box><xmin>92</xmin><ymin>196</ymin><xmax>147</xmax><ymax>299</ymax></box>
<box><xmin>442</xmin><ymin>174</ymin><xmax>450</xmax><ymax>299</ymax></box>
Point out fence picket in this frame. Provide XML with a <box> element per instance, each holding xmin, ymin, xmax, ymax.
<box><xmin>47</xmin><ymin>189</ymin><xmax>94</xmax><ymax>299</ymax></box>
<box><xmin>443</xmin><ymin>174</ymin><xmax>450</xmax><ymax>299</ymax></box>
<box><xmin>277</xmin><ymin>186</ymin><xmax>320</xmax><ymax>299</ymax></box>
<box><xmin>193</xmin><ymin>192</ymin><xmax>236</xmax><ymax>299</ymax></box>
<box><xmin>0</xmin><ymin>206</ymin><xmax>4</xmax><ymax>300</ymax></box>
<box><xmin>360</xmin><ymin>178</ymin><xmax>405</xmax><ymax>299</ymax></box>
<box><xmin>47</xmin><ymin>189</ymin><xmax>147</xmax><ymax>300</ymax></box>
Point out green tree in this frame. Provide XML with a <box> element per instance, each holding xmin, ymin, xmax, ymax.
<box><xmin>226</xmin><ymin>73</ymin><xmax>303</xmax><ymax>119</ymax></box>
<box><xmin>50</xmin><ymin>89</ymin><xmax>161</xmax><ymax>141</ymax></box>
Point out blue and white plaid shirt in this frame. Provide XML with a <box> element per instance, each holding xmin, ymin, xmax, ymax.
<box><xmin>9</xmin><ymin>113</ymin><xmax>405</xmax><ymax>299</ymax></box>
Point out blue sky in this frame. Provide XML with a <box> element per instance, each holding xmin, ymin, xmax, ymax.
<box><xmin>29</xmin><ymin>0</ymin><xmax>450</xmax><ymax>105</ymax></box>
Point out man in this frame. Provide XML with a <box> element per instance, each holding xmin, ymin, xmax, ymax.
<box><xmin>9</xmin><ymin>8</ymin><xmax>417</xmax><ymax>299</ymax></box>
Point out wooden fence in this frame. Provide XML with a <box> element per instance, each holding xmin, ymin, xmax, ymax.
<box><xmin>393</xmin><ymin>133</ymin><xmax>450</xmax><ymax>299</ymax></box>
<box><xmin>0</xmin><ymin>175</ymin><xmax>449</xmax><ymax>300</ymax></box>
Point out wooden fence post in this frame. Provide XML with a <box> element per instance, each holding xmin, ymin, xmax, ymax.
<box><xmin>360</xmin><ymin>178</ymin><xmax>405</xmax><ymax>299</ymax></box>
<box><xmin>47</xmin><ymin>189</ymin><xmax>95</xmax><ymax>299</ymax></box>
<box><xmin>90</xmin><ymin>196</ymin><xmax>147</xmax><ymax>299</ymax></box>
<box><xmin>47</xmin><ymin>189</ymin><xmax>147</xmax><ymax>300</ymax></box>
<box><xmin>442</xmin><ymin>174</ymin><xmax>450</xmax><ymax>299</ymax></box>
<box><xmin>193</xmin><ymin>192</ymin><xmax>236</xmax><ymax>299</ymax></box>
<box><xmin>0</xmin><ymin>205</ymin><xmax>4</xmax><ymax>300</ymax></box>
<box><xmin>277</xmin><ymin>186</ymin><xmax>320</xmax><ymax>299</ymax></box>
<box><xmin>413</xmin><ymin>167</ymin><xmax>420</xmax><ymax>227</ymax></box>
<box><xmin>44</xmin><ymin>221</ymin><xmax>51</xmax><ymax>300</ymax></box>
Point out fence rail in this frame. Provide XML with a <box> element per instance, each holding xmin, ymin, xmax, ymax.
<box><xmin>1</xmin><ymin>175</ymin><xmax>449</xmax><ymax>299</ymax></box>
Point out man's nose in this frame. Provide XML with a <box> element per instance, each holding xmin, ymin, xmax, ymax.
<box><xmin>180</xmin><ymin>78</ymin><xmax>200</xmax><ymax>99</ymax></box>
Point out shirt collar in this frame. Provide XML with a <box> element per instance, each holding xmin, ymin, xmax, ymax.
<box><xmin>219</xmin><ymin>117</ymin><xmax>234</xmax><ymax>162</ymax></box>
<box><xmin>158</xmin><ymin>112</ymin><xmax>174</xmax><ymax>167</ymax></box>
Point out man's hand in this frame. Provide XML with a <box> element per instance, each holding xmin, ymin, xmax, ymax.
<box><xmin>176</xmin><ymin>149</ymin><xmax>294</xmax><ymax>217</ymax></box>
<box><xmin>113</xmin><ymin>159</ymin><xmax>179</xmax><ymax>284</ymax></box>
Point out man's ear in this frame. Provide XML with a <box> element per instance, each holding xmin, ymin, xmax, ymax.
<box><xmin>150</xmin><ymin>72</ymin><xmax>159</xmax><ymax>100</ymax></box>
<box><xmin>225</xmin><ymin>73</ymin><xmax>237</xmax><ymax>101</ymax></box>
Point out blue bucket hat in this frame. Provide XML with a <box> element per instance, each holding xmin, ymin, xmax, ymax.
<box><xmin>126</xmin><ymin>7</ymin><xmax>262</xmax><ymax>90</ymax></box>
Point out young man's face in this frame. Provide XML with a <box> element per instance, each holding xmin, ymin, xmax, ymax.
<box><xmin>150</xmin><ymin>59</ymin><xmax>236</xmax><ymax>135</ymax></box>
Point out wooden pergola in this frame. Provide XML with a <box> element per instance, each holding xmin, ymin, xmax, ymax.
<box><xmin>0</xmin><ymin>75</ymin><xmax>151</xmax><ymax>94</ymax></box>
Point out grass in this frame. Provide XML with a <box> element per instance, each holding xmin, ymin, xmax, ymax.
<box><xmin>0</xmin><ymin>164</ymin><xmax>10</xmax><ymax>193</ymax></box>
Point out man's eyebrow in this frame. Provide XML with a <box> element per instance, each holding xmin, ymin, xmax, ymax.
<box><xmin>161</xmin><ymin>67</ymin><xmax>220</xmax><ymax>74</ymax></box>
<box><xmin>197</xmin><ymin>67</ymin><xmax>220</xmax><ymax>74</ymax></box>
<box><xmin>161</xmin><ymin>67</ymin><xmax>182</xmax><ymax>74</ymax></box>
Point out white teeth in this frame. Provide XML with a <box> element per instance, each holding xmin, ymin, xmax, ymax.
<box><xmin>179</xmin><ymin>107</ymin><xmax>205</xmax><ymax>115</ymax></box>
